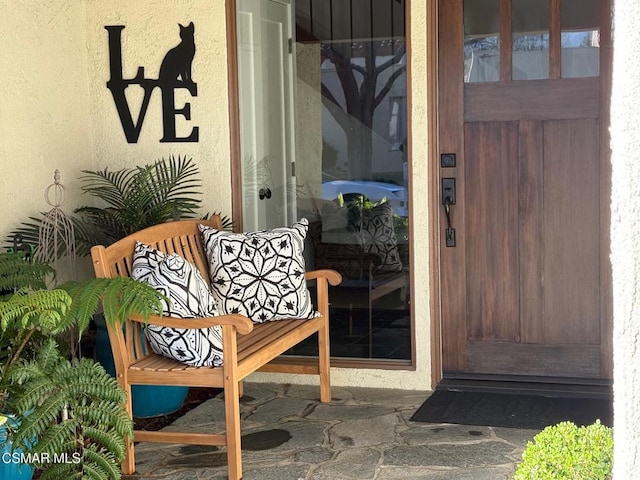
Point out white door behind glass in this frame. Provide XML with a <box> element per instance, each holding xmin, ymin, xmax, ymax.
<box><xmin>237</xmin><ymin>0</ymin><xmax>297</xmax><ymax>231</ymax></box>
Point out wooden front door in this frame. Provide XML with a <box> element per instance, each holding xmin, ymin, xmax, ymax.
<box><xmin>438</xmin><ymin>0</ymin><xmax>612</xmax><ymax>380</ymax></box>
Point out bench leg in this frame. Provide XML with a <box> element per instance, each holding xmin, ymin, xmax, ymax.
<box><xmin>222</xmin><ymin>325</ymin><xmax>243</xmax><ymax>480</ymax></box>
<box><xmin>318</xmin><ymin>322</ymin><xmax>331</xmax><ymax>403</ymax></box>
<box><xmin>224</xmin><ymin>378</ymin><xmax>242</xmax><ymax>480</ymax></box>
<box><xmin>121</xmin><ymin>383</ymin><xmax>136</xmax><ymax>475</ymax></box>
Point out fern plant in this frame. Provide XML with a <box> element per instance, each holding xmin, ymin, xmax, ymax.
<box><xmin>0</xmin><ymin>253</ymin><xmax>64</xmax><ymax>387</ymax></box>
<box><xmin>0</xmin><ymin>251</ymin><xmax>164</xmax><ymax>480</ymax></box>
<box><xmin>7</xmin><ymin>339</ymin><xmax>133</xmax><ymax>480</ymax></box>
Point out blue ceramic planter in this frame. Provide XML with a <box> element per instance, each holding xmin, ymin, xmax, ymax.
<box><xmin>0</xmin><ymin>415</ymin><xmax>34</xmax><ymax>480</ymax></box>
<box><xmin>94</xmin><ymin>316</ymin><xmax>188</xmax><ymax>418</ymax></box>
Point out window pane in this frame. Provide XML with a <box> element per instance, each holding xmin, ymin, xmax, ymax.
<box><xmin>464</xmin><ymin>0</ymin><xmax>500</xmax><ymax>83</ymax></box>
<box><xmin>561</xmin><ymin>0</ymin><xmax>600</xmax><ymax>78</ymax></box>
<box><xmin>289</xmin><ymin>0</ymin><xmax>410</xmax><ymax>362</ymax></box>
<box><xmin>512</xmin><ymin>0</ymin><xmax>549</xmax><ymax>80</ymax></box>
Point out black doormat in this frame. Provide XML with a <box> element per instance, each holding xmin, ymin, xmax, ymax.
<box><xmin>410</xmin><ymin>390</ymin><xmax>612</xmax><ymax>430</ymax></box>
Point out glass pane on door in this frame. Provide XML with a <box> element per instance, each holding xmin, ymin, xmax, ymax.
<box><xmin>237</xmin><ymin>0</ymin><xmax>297</xmax><ymax>232</ymax></box>
<box><xmin>287</xmin><ymin>0</ymin><xmax>411</xmax><ymax>362</ymax></box>
<box><xmin>464</xmin><ymin>0</ymin><xmax>500</xmax><ymax>83</ymax></box>
<box><xmin>561</xmin><ymin>0</ymin><xmax>600</xmax><ymax>78</ymax></box>
<box><xmin>512</xmin><ymin>0</ymin><xmax>549</xmax><ymax>80</ymax></box>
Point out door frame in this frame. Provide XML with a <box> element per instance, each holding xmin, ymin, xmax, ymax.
<box><xmin>426</xmin><ymin>0</ymin><xmax>443</xmax><ymax>387</ymax></box>
<box><xmin>226</xmin><ymin>0</ymin><xmax>419</xmax><ymax>371</ymax></box>
<box><xmin>430</xmin><ymin>0</ymin><xmax>613</xmax><ymax>385</ymax></box>
<box><xmin>226</xmin><ymin>0</ymin><xmax>244</xmax><ymax>231</ymax></box>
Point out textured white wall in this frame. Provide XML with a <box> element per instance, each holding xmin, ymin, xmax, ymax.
<box><xmin>611</xmin><ymin>0</ymin><xmax>640</xmax><ymax>475</ymax></box>
<box><xmin>0</xmin><ymin>0</ymin><xmax>434</xmax><ymax>391</ymax></box>
<box><xmin>0</xmin><ymin>0</ymin><xmax>92</xmax><ymax>243</ymax></box>
<box><xmin>85</xmin><ymin>0</ymin><xmax>232</xmax><ymax>217</ymax></box>
<box><xmin>0</xmin><ymin>0</ymin><xmax>232</xmax><ymax>244</ymax></box>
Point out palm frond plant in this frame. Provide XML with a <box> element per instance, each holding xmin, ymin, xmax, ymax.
<box><xmin>7</xmin><ymin>155</ymin><xmax>234</xmax><ymax>258</ymax></box>
<box><xmin>0</xmin><ymin>251</ymin><xmax>164</xmax><ymax>480</ymax></box>
<box><xmin>75</xmin><ymin>155</ymin><xmax>202</xmax><ymax>250</ymax></box>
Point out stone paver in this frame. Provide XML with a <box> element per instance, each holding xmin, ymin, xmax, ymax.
<box><xmin>123</xmin><ymin>383</ymin><xmax>538</xmax><ymax>480</ymax></box>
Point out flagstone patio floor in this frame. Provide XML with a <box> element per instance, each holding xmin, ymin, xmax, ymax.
<box><xmin>123</xmin><ymin>382</ymin><xmax>538</xmax><ymax>480</ymax></box>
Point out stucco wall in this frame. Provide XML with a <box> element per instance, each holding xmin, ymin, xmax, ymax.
<box><xmin>0</xmin><ymin>0</ymin><xmax>434</xmax><ymax>391</ymax></box>
<box><xmin>0</xmin><ymin>0</ymin><xmax>92</xmax><ymax>243</ymax></box>
<box><xmin>0</xmin><ymin>0</ymin><xmax>232</xmax><ymax>249</ymax></box>
<box><xmin>85</xmin><ymin>0</ymin><xmax>232</xmax><ymax>217</ymax></box>
<box><xmin>610</xmin><ymin>0</ymin><xmax>640</xmax><ymax>475</ymax></box>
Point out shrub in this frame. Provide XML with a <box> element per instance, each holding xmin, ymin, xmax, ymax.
<box><xmin>513</xmin><ymin>420</ymin><xmax>613</xmax><ymax>480</ymax></box>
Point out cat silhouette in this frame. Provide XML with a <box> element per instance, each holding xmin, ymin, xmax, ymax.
<box><xmin>159</xmin><ymin>22</ymin><xmax>195</xmax><ymax>83</ymax></box>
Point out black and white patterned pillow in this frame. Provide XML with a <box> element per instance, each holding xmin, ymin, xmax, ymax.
<box><xmin>131</xmin><ymin>242</ymin><xmax>223</xmax><ymax>367</ymax></box>
<box><xmin>199</xmin><ymin>219</ymin><xmax>318</xmax><ymax>323</ymax></box>
<box><xmin>349</xmin><ymin>202</ymin><xmax>403</xmax><ymax>273</ymax></box>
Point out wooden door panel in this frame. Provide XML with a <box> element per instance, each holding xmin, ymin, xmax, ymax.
<box><xmin>518</xmin><ymin>120</ymin><xmax>545</xmax><ymax>343</ymax></box>
<box><xmin>466</xmin><ymin>341</ymin><xmax>601</xmax><ymax>377</ymax></box>
<box><xmin>465</xmin><ymin>122</ymin><xmax>520</xmax><ymax>341</ymax></box>
<box><xmin>438</xmin><ymin>0</ymin><xmax>611</xmax><ymax>381</ymax></box>
<box><xmin>438</xmin><ymin>0</ymin><xmax>466</xmax><ymax>374</ymax></box>
<box><xmin>543</xmin><ymin>119</ymin><xmax>600</xmax><ymax>344</ymax></box>
<box><xmin>464</xmin><ymin>78</ymin><xmax>600</xmax><ymax>122</ymax></box>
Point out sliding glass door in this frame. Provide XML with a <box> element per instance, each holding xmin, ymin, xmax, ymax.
<box><xmin>236</xmin><ymin>0</ymin><xmax>411</xmax><ymax>364</ymax></box>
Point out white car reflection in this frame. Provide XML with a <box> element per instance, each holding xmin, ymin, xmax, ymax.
<box><xmin>321</xmin><ymin>180</ymin><xmax>408</xmax><ymax>217</ymax></box>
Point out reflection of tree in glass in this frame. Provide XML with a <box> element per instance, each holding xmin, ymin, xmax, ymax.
<box><xmin>513</xmin><ymin>34</ymin><xmax>549</xmax><ymax>51</ymax></box>
<box><xmin>321</xmin><ymin>40</ymin><xmax>406</xmax><ymax>180</ymax></box>
<box><xmin>464</xmin><ymin>36</ymin><xmax>499</xmax><ymax>53</ymax></box>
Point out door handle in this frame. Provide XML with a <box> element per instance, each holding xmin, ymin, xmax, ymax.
<box><xmin>259</xmin><ymin>187</ymin><xmax>272</xmax><ymax>200</ymax></box>
<box><xmin>442</xmin><ymin>178</ymin><xmax>456</xmax><ymax>247</ymax></box>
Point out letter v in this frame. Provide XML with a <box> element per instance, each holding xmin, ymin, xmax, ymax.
<box><xmin>107</xmin><ymin>79</ymin><xmax>156</xmax><ymax>143</ymax></box>
<box><xmin>105</xmin><ymin>26</ymin><xmax>158</xmax><ymax>143</ymax></box>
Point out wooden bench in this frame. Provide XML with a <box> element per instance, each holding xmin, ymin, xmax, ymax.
<box><xmin>90</xmin><ymin>216</ymin><xmax>342</xmax><ymax>479</ymax></box>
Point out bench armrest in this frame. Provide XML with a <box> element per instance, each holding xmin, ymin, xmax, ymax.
<box><xmin>305</xmin><ymin>269</ymin><xmax>343</xmax><ymax>286</ymax></box>
<box><xmin>123</xmin><ymin>269</ymin><xmax>342</xmax><ymax>337</ymax></box>
<box><xmin>128</xmin><ymin>313</ymin><xmax>254</xmax><ymax>335</ymax></box>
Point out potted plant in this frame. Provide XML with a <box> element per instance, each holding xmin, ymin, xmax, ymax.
<box><xmin>0</xmin><ymin>251</ymin><xmax>164</xmax><ymax>479</ymax></box>
<box><xmin>73</xmin><ymin>155</ymin><xmax>205</xmax><ymax>253</ymax></box>
<box><xmin>8</xmin><ymin>155</ymin><xmax>209</xmax><ymax>257</ymax></box>
<box><xmin>8</xmin><ymin>156</ymin><xmax>232</xmax><ymax>417</ymax></box>
<box><xmin>0</xmin><ymin>412</ymin><xmax>32</xmax><ymax>479</ymax></box>
<box><xmin>74</xmin><ymin>155</ymin><xmax>207</xmax><ymax>417</ymax></box>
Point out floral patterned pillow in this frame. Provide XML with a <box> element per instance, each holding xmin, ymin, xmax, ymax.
<box><xmin>348</xmin><ymin>202</ymin><xmax>403</xmax><ymax>273</ymax></box>
<box><xmin>199</xmin><ymin>219</ymin><xmax>318</xmax><ymax>323</ymax></box>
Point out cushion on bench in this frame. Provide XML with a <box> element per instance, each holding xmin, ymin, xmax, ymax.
<box><xmin>131</xmin><ymin>241</ymin><xmax>224</xmax><ymax>367</ymax></box>
<box><xmin>199</xmin><ymin>219</ymin><xmax>319</xmax><ymax>324</ymax></box>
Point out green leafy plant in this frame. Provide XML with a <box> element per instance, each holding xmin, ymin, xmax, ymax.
<box><xmin>75</xmin><ymin>155</ymin><xmax>202</xmax><ymax>249</ymax></box>
<box><xmin>0</xmin><ymin>251</ymin><xmax>164</xmax><ymax>479</ymax></box>
<box><xmin>513</xmin><ymin>420</ymin><xmax>613</xmax><ymax>480</ymax></box>
<box><xmin>7</xmin><ymin>340</ymin><xmax>132</xmax><ymax>480</ymax></box>
<box><xmin>8</xmin><ymin>155</ymin><xmax>233</xmax><ymax>258</ymax></box>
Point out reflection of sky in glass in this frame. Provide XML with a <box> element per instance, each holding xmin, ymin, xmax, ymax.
<box><xmin>562</xmin><ymin>32</ymin><xmax>592</xmax><ymax>47</ymax></box>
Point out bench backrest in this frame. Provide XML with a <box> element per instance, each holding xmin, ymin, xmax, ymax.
<box><xmin>90</xmin><ymin>216</ymin><xmax>223</xmax><ymax>370</ymax></box>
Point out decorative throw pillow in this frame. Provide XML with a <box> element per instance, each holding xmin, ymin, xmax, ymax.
<box><xmin>199</xmin><ymin>219</ymin><xmax>318</xmax><ymax>323</ymax></box>
<box><xmin>131</xmin><ymin>242</ymin><xmax>223</xmax><ymax>367</ymax></box>
<box><xmin>348</xmin><ymin>202</ymin><xmax>403</xmax><ymax>273</ymax></box>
